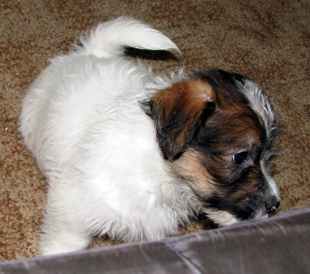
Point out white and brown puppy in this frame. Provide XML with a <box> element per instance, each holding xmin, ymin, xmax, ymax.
<box><xmin>20</xmin><ymin>17</ymin><xmax>280</xmax><ymax>255</ymax></box>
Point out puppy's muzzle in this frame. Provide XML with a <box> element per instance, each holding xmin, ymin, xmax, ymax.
<box><xmin>266</xmin><ymin>195</ymin><xmax>280</xmax><ymax>215</ymax></box>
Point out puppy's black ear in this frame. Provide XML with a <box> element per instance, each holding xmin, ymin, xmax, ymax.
<box><xmin>150</xmin><ymin>79</ymin><xmax>216</xmax><ymax>160</ymax></box>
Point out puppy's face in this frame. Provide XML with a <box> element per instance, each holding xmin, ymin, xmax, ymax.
<box><xmin>150</xmin><ymin>69</ymin><xmax>280</xmax><ymax>226</ymax></box>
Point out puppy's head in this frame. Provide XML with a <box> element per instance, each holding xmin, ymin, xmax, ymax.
<box><xmin>150</xmin><ymin>69</ymin><xmax>280</xmax><ymax>226</ymax></box>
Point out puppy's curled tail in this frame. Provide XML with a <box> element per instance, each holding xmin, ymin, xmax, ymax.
<box><xmin>79</xmin><ymin>17</ymin><xmax>180</xmax><ymax>58</ymax></box>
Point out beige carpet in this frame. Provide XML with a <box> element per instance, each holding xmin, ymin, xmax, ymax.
<box><xmin>1</xmin><ymin>0</ymin><xmax>309</xmax><ymax>261</ymax></box>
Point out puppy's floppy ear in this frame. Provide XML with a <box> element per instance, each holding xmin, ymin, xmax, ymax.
<box><xmin>150</xmin><ymin>79</ymin><xmax>216</xmax><ymax>160</ymax></box>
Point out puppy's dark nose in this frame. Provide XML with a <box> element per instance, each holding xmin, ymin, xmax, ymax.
<box><xmin>266</xmin><ymin>195</ymin><xmax>280</xmax><ymax>214</ymax></box>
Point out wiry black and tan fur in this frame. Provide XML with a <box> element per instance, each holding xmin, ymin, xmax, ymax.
<box><xmin>151</xmin><ymin>69</ymin><xmax>280</xmax><ymax>225</ymax></box>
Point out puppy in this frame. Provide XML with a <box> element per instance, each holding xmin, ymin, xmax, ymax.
<box><xmin>20</xmin><ymin>17</ymin><xmax>280</xmax><ymax>255</ymax></box>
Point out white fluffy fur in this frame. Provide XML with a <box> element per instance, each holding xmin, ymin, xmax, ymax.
<box><xmin>20</xmin><ymin>17</ymin><xmax>201</xmax><ymax>255</ymax></box>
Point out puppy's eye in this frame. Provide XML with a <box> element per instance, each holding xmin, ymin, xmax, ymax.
<box><xmin>232</xmin><ymin>151</ymin><xmax>248</xmax><ymax>165</ymax></box>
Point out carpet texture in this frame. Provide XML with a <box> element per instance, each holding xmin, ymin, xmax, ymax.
<box><xmin>1</xmin><ymin>0</ymin><xmax>309</xmax><ymax>261</ymax></box>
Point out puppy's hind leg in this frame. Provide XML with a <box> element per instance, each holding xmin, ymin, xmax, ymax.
<box><xmin>38</xmin><ymin>211</ymin><xmax>92</xmax><ymax>255</ymax></box>
<box><xmin>37</xmin><ymin>182</ymin><xmax>93</xmax><ymax>255</ymax></box>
